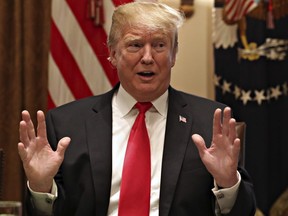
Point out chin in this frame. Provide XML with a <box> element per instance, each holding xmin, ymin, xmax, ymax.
<box><xmin>136</xmin><ymin>88</ymin><xmax>165</xmax><ymax>102</ymax></box>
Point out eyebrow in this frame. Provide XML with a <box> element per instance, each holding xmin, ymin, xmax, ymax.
<box><xmin>123</xmin><ymin>34</ymin><xmax>170</xmax><ymax>44</ymax></box>
<box><xmin>123</xmin><ymin>36</ymin><xmax>142</xmax><ymax>43</ymax></box>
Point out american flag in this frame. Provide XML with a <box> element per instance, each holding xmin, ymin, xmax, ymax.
<box><xmin>224</xmin><ymin>0</ymin><xmax>258</xmax><ymax>22</ymax></box>
<box><xmin>48</xmin><ymin>0</ymin><xmax>133</xmax><ymax>109</ymax></box>
<box><xmin>179</xmin><ymin>115</ymin><xmax>187</xmax><ymax>123</ymax></box>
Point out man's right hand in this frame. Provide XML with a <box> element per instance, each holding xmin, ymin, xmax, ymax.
<box><xmin>18</xmin><ymin>110</ymin><xmax>70</xmax><ymax>193</ymax></box>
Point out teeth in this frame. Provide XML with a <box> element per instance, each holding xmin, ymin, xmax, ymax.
<box><xmin>138</xmin><ymin>71</ymin><xmax>153</xmax><ymax>74</ymax></box>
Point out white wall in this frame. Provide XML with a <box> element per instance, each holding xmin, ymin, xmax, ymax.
<box><xmin>161</xmin><ymin>0</ymin><xmax>215</xmax><ymax>99</ymax></box>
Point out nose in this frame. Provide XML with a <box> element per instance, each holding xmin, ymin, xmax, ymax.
<box><xmin>141</xmin><ymin>44</ymin><xmax>154</xmax><ymax>65</ymax></box>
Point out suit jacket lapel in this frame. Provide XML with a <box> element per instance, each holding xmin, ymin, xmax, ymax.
<box><xmin>85</xmin><ymin>86</ymin><xmax>117</xmax><ymax>215</ymax></box>
<box><xmin>159</xmin><ymin>87</ymin><xmax>193</xmax><ymax>216</ymax></box>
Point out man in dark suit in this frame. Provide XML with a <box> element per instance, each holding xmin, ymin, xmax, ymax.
<box><xmin>18</xmin><ymin>2</ymin><xmax>256</xmax><ymax>215</ymax></box>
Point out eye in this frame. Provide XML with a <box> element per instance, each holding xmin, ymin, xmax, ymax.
<box><xmin>127</xmin><ymin>42</ymin><xmax>143</xmax><ymax>52</ymax></box>
<box><xmin>153</xmin><ymin>41</ymin><xmax>166</xmax><ymax>52</ymax></box>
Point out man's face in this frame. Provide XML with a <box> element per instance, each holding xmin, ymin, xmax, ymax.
<box><xmin>109</xmin><ymin>27</ymin><xmax>177</xmax><ymax>102</ymax></box>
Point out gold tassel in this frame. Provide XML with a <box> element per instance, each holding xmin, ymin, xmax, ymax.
<box><xmin>95</xmin><ymin>0</ymin><xmax>105</xmax><ymax>26</ymax></box>
<box><xmin>88</xmin><ymin>0</ymin><xmax>96</xmax><ymax>19</ymax></box>
<box><xmin>180</xmin><ymin>0</ymin><xmax>194</xmax><ymax>19</ymax></box>
<box><xmin>87</xmin><ymin>0</ymin><xmax>105</xmax><ymax>27</ymax></box>
<box><xmin>270</xmin><ymin>188</ymin><xmax>288</xmax><ymax>216</ymax></box>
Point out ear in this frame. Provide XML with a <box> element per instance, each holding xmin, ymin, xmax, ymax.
<box><xmin>170</xmin><ymin>46</ymin><xmax>178</xmax><ymax>68</ymax></box>
<box><xmin>109</xmin><ymin>47</ymin><xmax>117</xmax><ymax>67</ymax></box>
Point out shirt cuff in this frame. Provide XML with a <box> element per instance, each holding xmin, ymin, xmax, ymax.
<box><xmin>212</xmin><ymin>171</ymin><xmax>241</xmax><ymax>214</ymax></box>
<box><xmin>28</xmin><ymin>180</ymin><xmax>58</xmax><ymax>214</ymax></box>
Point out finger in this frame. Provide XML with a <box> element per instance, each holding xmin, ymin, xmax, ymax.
<box><xmin>212</xmin><ymin>108</ymin><xmax>222</xmax><ymax>139</ymax></box>
<box><xmin>56</xmin><ymin>137</ymin><xmax>71</xmax><ymax>158</ymax></box>
<box><xmin>22</xmin><ymin>110</ymin><xmax>36</xmax><ymax>140</ymax></box>
<box><xmin>36</xmin><ymin>110</ymin><xmax>47</xmax><ymax>139</ymax></box>
<box><xmin>192</xmin><ymin>134</ymin><xmax>207</xmax><ymax>157</ymax></box>
<box><xmin>228</xmin><ymin>118</ymin><xmax>237</xmax><ymax>143</ymax></box>
<box><xmin>19</xmin><ymin>120</ymin><xmax>30</xmax><ymax>147</ymax></box>
<box><xmin>222</xmin><ymin>107</ymin><xmax>232</xmax><ymax>136</ymax></box>
<box><xmin>18</xmin><ymin>142</ymin><xmax>27</xmax><ymax>162</ymax></box>
<box><xmin>232</xmin><ymin>138</ymin><xmax>241</xmax><ymax>159</ymax></box>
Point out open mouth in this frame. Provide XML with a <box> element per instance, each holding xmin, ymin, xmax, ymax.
<box><xmin>137</xmin><ymin>71</ymin><xmax>155</xmax><ymax>77</ymax></box>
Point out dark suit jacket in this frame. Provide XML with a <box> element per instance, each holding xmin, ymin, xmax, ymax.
<box><xmin>28</xmin><ymin>85</ymin><xmax>256</xmax><ymax>216</ymax></box>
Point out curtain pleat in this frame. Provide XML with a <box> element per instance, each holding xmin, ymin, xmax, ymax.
<box><xmin>0</xmin><ymin>1</ymin><xmax>51</xmax><ymax>215</ymax></box>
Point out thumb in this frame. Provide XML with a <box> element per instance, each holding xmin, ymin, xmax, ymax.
<box><xmin>56</xmin><ymin>137</ymin><xmax>71</xmax><ymax>157</ymax></box>
<box><xmin>192</xmin><ymin>134</ymin><xmax>206</xmax><ymax>157</ymax></box>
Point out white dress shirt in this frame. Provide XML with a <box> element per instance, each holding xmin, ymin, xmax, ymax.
<box><xmin>108</xmin><ymin>85</ymin><xmax>168</xmax><ymax>215</ymax></box>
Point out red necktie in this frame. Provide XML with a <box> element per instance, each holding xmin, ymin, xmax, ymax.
<box><xmin>118</xmin><ymin>102</ymin><xmax>152</xmax><ymax>216</ymax></box>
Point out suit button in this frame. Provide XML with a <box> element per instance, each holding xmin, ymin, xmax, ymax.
<box><xmin>45</xmin><ymin>197</ymin><xmax>53</xmax><ymax>204</ymax></box>
<box><xmin>217</xmin><ymin>193</ymin><xmax>224</xmax><ymax>199</ymax></box>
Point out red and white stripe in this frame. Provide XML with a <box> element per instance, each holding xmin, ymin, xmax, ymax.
<box><xmin>224</xmin><ymin>0</ymin><xmax>257</xmax><ymax>22</ymax></box>
<box><xmin>48</xmin><ymin>0</ymin><xmax>133</xmax><ymax>109</ymax></box>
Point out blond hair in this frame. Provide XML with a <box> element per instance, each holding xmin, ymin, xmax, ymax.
<box><xmin>107</xmin><ymin>2</ymin><xmax>185</xmax><ymax>48</ymax></box>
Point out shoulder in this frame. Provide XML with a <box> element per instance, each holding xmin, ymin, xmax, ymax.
<box><xmin>168</xmin><ymin>86</ymin><xmax>227</xmax><ymax>111</ymax></box>
<box><xmin>47</xmin><ymin>87</ymin><xmax>116</xmax><ymax>118</ymax></box>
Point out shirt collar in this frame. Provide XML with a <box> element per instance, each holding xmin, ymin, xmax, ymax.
<box><xmin>115</xmin><ymin>84</ymin><xmax>168</xmax><ymax>118</ymax></box>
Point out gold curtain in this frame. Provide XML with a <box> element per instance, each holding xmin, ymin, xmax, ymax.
<box><xmin>0</xmin><ymin>0</ymin><xmax>51</xmax><ymax>209</ymax></box>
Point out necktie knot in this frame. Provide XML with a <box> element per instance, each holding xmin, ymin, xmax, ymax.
<box><xmin>135</xmin><ymin>102</ymin><xmax>152</xmax><ymax>114</ymax></box>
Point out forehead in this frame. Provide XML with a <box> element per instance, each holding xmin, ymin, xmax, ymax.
<box><xmin>121</xmin><ymin>27</ymin><xmax>172</xmax><ymax>42</ymax></box>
